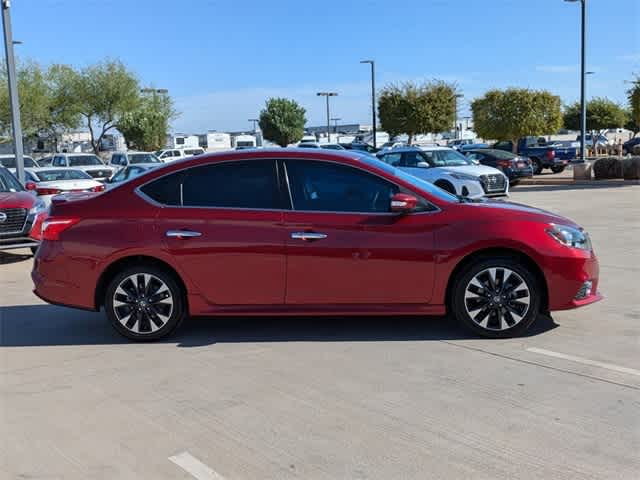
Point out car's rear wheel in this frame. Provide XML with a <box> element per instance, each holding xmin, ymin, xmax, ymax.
<box><xmin>530</xmin><ymin>158</ymin><xmax>543</xmax><ymax>175</ymax></box>
<box><xmin>451</xmin><ymin>257</ymin><xmax>540</xmax><ymax>338</ymax></box>
<box><xmin>551</xmin><ymin>165</ymin><xmax>565</xmax><ymax>174</ymax></box>
<box><xmin>105</xmin><ymin>266</ymin><xmax>186</xmax><ymax>341</ymax></box>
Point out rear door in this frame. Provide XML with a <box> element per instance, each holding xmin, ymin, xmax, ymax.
<box><xmin>151</xmin><ymin>159</ymin><xmax>287</xmax><ymax>306</ymax></box>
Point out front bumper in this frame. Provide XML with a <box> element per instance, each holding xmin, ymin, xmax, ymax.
<box><xmin>546</xmin><ymin>249</ymin><xmax>602</xmax><ymax>311</ymax></box>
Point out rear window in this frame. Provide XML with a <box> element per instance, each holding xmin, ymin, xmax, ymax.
<box><xmin>68</xmin><ymin>155</ymin><xmax>103</xmax><ymax>166</ymax></box>
<box><xmin>34</xmin><ymin>169</ymin><xmax>92</xmax><ymax>181</ymax></box>
<box><xmin>128</xmin><ymin>153</ymin><xmax>162</xmax><ymax>164</ymax></box>
<box><xmin>0</xmin><ymin>156</ymin><xmax>37</xmax><ymax>168</ymax></box>
<box><xmin>485</xmin><ymin>149</ymin><xmax>517</xmax><ymax>160</ymax></box>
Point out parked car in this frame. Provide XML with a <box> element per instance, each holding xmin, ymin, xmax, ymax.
<box><xmin>377</xmin><ymin>147</ymin><xmax>509</xmax><ymax>199</ymax></box>
<box><xmin>0</xmin><ymin>166</ymin><xmax>47</xmax><ymax>252</ymax></box>
<box><xmin>155</xmin><ymin>148</ymin><xmax>205</xmax><ymax>162</ymax></box>
<box><xmin>0</xmin><ymin>154</ymin><xmax>39</xmax><ymax>170</ymax></box>
<box><xmin>458</xmin><ymin>143</ymin><xmax>489</xmax><ymax>153</ymax></box>
<box><xmin>622</xmin><ymin>137</ymin><xmax>640</xmax><ymax>155</ymax></box>
<box><xmin>448</xmin><ymin>139</ymin><xmax>474</xmax><ymax>150</ymax></box>
<box><xmin>108</xmin><ymin>151</ymin><xmax>163</xmax><ymax>168</ymax></box>
<box><xmin>349</xmin><ymin>142</ymin><xmax>379</xmax><ymax>154</ymax></box>
<box><xmin>378</xmin><ymin>141</ymin><xmax>408</xmax><ymax>152</ymax></box>
<box><xmin>493</xmin><ymin>137</ymin><xmax>576</xmax><ymax>174</ymax></box>
<box><xmin>33</xmin><ymin>149</ymin><xmax>601</xmax><ymax>341</ymax></box>
<box><xmin>464</xmin><ymin>149</ymin><xmax>533</xmax><ymax>185</ymax></box>
<box><xmin>106</xmin><ymin>164</ymin><xmax>162</xmax><ymax>189</ymax></box>
<box><xmin>23</xmin><ymin>168</ymin><xmax>105</xmax><ymax>208</ymax></box>
<box><xmin>37</xmin><ymin>156</ymin><xmax>54</xmax><ymax>167</ymax></box>
<box><xmin>50</xmin><ymin>153</ymin><xmax>115</xmax><ymax>181</ymax></box>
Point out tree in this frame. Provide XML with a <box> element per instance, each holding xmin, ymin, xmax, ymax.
<box><xmin>71</xmin><ymin>60</ymin><xmax>140</xmax><ymax>154</ymax></box>
<box><xmin>626</xmin><ymin>75</ymin><xmax>640</xmax><ymax>136</ymax></box>
<box><xmin>564</xmin><ymin>97</ymin><xmax>628</xmax><ymax>140</ymax></box>
<box><xmin>378</xmin><ymin>80</ymin><xmax>457</xmax><ymax>144</ymax></box>
<box><xmin>258</xmin><ymin>97</ymin><xmax>306</xmax><ymax>147</ymax></box>
<box><xmin>117</xmin><ymin>89</ymin><xmax>177</xmax><ymax>151</ymax></box>
<box><xmin>471</xmin><ymin>88</ymin><xmax>563</xmax><ymax>152</ymax></box>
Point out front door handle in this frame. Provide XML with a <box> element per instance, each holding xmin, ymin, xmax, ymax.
<box><xmin>291</xmin><ymin>232</ymin><xmax>328</xmax><ymax>241</ymax></box>
<box><xmin>166</xmin><ymin>229</ymin><xmax>202</xmax><ymax>239</ymax></box>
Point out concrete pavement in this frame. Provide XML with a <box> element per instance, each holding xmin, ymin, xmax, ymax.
<box><xmin>1</xmin><ymin>183</ymin><xmax>639</xmax><ymax>479</ymax></box>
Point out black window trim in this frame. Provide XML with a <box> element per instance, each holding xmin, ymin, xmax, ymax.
<box><xmin>135</xmin><ymin>157</ymin><xmax>441</xmax><ymax>215</ymax></box>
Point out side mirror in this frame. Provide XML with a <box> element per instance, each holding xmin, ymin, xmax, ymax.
<box><xmin>25</xmin><ymin>181</ymin><xmax>37</xmax><ymax>192</ymax></box>
<box><xmin>390</xmin><ymin>193</ymin><xmax>418</xmax><ymax>214</ymax></box>
<box><xmin>416</xmin><ymin>161</ymin><xmax>430</xmax><ymax>169</ymax></box>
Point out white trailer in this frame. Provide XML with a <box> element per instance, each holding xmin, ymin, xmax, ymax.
<box><xmin>206</xmin><ymin>132</ymin><xmax>232</xmax><ymax>151</ymax></box>
<box><xmin>232</xmin><ymin>134</ymin><xmax>257</xmax><ymax>149</ymax></box>
<box><xmin>170</xmin><ymin>134</ymin><xmax>200</xmax><ymax>149</ymax></box>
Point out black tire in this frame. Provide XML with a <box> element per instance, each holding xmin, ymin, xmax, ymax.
<box><xmin>530</xmin><ymin>158</ymin><xmax>543</xmax><ymax>175</ymax></box>
<box><xmin>30</xmin><ymin>246</ymin><xmax>38</xmax><ymax>255</ymax></box>
<box><xmin>550</xmin><ymin>165</ymin><xmax>565</xmax><ymax>174</ymax></box>
<box><xmin>434</xmin><ymin>180</ymin><xmax>456</xmax><ymax>195</ymax></box>
<box><xmin>451</xmin><ymin>256</ymin><xmax>541</xmax><ymax>338</ymax></box>
<box><xmin>105</xmin><ymin>265</ymin><xmax>186</xmax><ymax>341</ymax></box>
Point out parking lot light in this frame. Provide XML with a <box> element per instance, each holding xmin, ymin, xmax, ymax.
<box><xmin>360</xmin><ymin>60</ymin><xmax>377</xmax><ymax>148</ymax></box>
<box><xmin>565</xmin><ymin>0</ymin><xmax>587</xmax><ymax>163</ymax></box>
<box><xmin>317</xmin><ymin>92</ymin><xmax>338</xmax><ymax>143</ymax></box>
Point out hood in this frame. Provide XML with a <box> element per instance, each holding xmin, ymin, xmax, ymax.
<box><xmin>0</xmin><ymin>191</ymin><xmax>36</xmax><ymax>209</ymax></box>
<box><xmin>463</xmin><ymin>199</ymin><xmax>579</xmax><ymax>228</ymax></box>
<box><xmin>439</xmin><ymin>164</ymin><xmax>504</xmax><ymax>177</ymax></box>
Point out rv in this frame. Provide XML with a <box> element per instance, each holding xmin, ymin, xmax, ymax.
<box><xmin>232</xmin><ymin>134</ymin><xmax>257</xmax><ymax>149</ymax></box>
<box><xmin>206</xmin><ymin>132</ymin><xmax>232</xmax><ymax>152</ymax></box>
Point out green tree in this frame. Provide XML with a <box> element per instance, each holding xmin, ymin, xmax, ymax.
<box><xmin>117</xmin><ymin>89</ymin><xmax>177</xmax><ymax>151</ymax></box>
<box><xmin>258</xmin><ymin>97</ymin><xmax>306</xmax><ymax>147</ymax></box>
<box><xmin>471</xmin><ymin>88</ymin><xmax>563</xmax><ymax>152</ymax></box>
<box><xmin>626</xmin><ymin>75</ymin><xmax>640</xmax><ymax>136</ymax></box>
<box><xmin>71</xmin><ymin>60</ymin><xmax>140</xmax><ymax>154</ymax></box>
<box><xmin>378</xmin><ymin>80</ymin><xmax>457</xmax><ymax>144</ymax></box>
<box><xmin>563</xmin><ymin>97</ymin><xmax>628</xmax><ymax>140</ymax></box>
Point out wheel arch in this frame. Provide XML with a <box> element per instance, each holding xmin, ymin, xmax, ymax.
<box><xmin>444</xmin><ymin>247</ymin><xmax>549</xmax><ymax>314</ymax></box>
<box><xmin>95</xmin><ymin>255</ymin><xmax>189</xmax><ymax>313</ymax></box>
<box><xmin>434</xmin><ymin>178</ymin><xmax>457</xmax><ymax>194</ymax></box>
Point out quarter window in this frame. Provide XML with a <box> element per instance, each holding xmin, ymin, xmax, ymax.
<box><xmin>285</xmin><ymin>160</ymin><xmax>398</xmax><ymax>213</ymax></box>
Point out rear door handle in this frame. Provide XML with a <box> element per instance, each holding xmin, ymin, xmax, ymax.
<box><xmin>291</xmin><ymin>232</ymin><xmax>328</xmax><ymax>241</ymax></box>
<box><xmin>166</xmin><ymin>230</ymin><xmax>202</xmax><ymax>239</ymax></box>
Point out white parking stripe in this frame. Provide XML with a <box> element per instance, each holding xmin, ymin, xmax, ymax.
<box><xmin>169</xmin><ymin>451</ymin><xmax>227</xmax><ymax>480</ymax></box>
<box><xmin>526</xmin><ymin>348</ymin><xmax>640</xmax><ymax>377</ymax></box>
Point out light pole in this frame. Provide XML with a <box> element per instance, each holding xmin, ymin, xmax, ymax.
<box><xmin>360</xmin><ymin>60</ymin><xmax>377</xmax><ymax>148</ymax></box>
<box><xmin>248</xmin><ymin>118</ymin><xmax>259</xmax><ymax>132</ymax></box>
<box><xmin>565</xmin><ymin>0</ymin><xmax>587</xmax><ymax>162</ymax></box>
<box><xmin>317</xmin><ymin>92</ymin><xmax>337</xmax><ymax>142</ymax></box>
<box><xmin>454</xmin><ymin>94</ymin><xmax>463</xmax><ymax>140</ymax></box>
<box><xmin>331</xmin><ymin>117</ymin><xmax>341</xmax><ymax>133</ymax></box>
<box><xmin>2</xmin><ymin>0</ymin><xmax>25</xmax><ymax>184</ymax></box>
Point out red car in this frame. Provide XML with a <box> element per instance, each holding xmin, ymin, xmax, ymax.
<box><xmin>32</xmin><ymin>150</ymin><xmax>601</xmax><ymax>341</ymax></box>
<box><xmin>0</xmin><ymin>167</ymin><xmax>47</xmax><ymax>252</ymax></box>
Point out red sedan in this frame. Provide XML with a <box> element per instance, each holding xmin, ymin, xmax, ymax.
<box><xmin>32</xmin><ymin>149</ymin><xmax>601</xmax><ymax>341</ymax></box>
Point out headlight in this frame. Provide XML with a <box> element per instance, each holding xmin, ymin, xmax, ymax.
<box><xmin>448</xmin><ymin>172</ymin><xmax>478</xmax><ymax>181</ymax></box>
<box><xmin>29</xmin><ymin>198</ymin><xmax>47</xmax><ymax>216</ymax></box>
<box><xmin>546</xmin><ymin>224</ymin><xmax>592</xmax><ymax>250</ymax></box>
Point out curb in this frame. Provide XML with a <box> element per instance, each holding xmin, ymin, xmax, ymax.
<box><xmin>517</xmin><ymin>178</ymin><xmax>640</xmax><ymax>186</ymax></box>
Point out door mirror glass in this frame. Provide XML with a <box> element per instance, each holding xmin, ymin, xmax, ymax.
<box><xmin>416</xmin><ymin>161</ymin><xmax>430</xmax><ymax>169</ymax></box>
<box><xmin>390</xmin><ymin>193</ymin><xmax>418</xmax><ymax>214</ymax></box>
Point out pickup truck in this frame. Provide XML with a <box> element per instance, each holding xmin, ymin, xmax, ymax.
<box><xmin>493</xmin><ymin>137</ymin><xmax>577</xmax><ymax>174</ymax></box>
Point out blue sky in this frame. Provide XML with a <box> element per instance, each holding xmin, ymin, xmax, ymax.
<box><xmin>12</xmin><ymin>0</ymin><xmax>640</xmax><ymax>132</ymax></box>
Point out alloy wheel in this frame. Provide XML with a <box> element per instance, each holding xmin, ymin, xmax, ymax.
<box><xmin>463</xmin><ymin>267</ymin><xmax>531</xmax><ymax>331</ymax></box>
<box><xmin>112</xmin><ymin>273</ymin><xmax>174</xmax><ymax>334</ymax></box>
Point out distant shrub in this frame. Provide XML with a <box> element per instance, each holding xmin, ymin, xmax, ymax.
<box><xmin>623</xmin><ymin>157</ymin><xmax>640</xmax><ymax>180</ymax></box>
<box><xmin>593</xmin><ymin>157</ymin><xmax>623</xmax><ymax>179</ymax></box>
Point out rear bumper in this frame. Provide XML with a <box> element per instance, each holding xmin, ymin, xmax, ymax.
<box><xmin>504</xmin><ymin>168</ymin><xmax>534</xmax><ymax>180</ymax></box>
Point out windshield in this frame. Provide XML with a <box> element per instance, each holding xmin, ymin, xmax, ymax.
<box><xmin>353</xmin><ymin>153</ymin><xmax>457</xmax><ymax>203</ymax></box>
<box><xmin>68</xmin><ymin>155</ymin><xmax>104</xmax><ymax>166</ymax></box>
<box><xmin>0</xmin><ymin>168</ymin><xmax>23</xmax><ymax>192</ymax></box>
<box><xmin>431</xmin><ymin>149</ymin><xmax>473</xmax><ymax>167</ymax></box>
<box><xmin>0</xmin><ymin>156</ymin><xmax>37</xmax><ymax>168</ymax></box>
<box><xmin>34</xmin><ymin>169</ymin><xmax>92</xmax><ymax>181</ymax></box>
<box><xmin>129</xmin><ymin>153</ymin><xmax>162</xmax><ymax>164</ymax></box>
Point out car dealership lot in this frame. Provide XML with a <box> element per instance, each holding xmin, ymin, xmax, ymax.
<box><xmin>1</xmin><ymin>184</ymin><xmax>639</xmax><ymax>479</ymax></box>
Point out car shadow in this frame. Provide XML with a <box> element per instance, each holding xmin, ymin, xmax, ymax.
<box><xmin>0</xmin><ymin>304</ymin><xmax>558</xmax><ymax>348</ymax></box>
<box><xmin>0</xmin><ymin>251</ymin><xmax>32</xmax><ymax>265</ymax></box>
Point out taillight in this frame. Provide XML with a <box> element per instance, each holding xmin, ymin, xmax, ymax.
<box><xmin>36</xmin><ymin>187</ymin><xmax>62</xmax><ymax>196</ymax></box>
<box><xmin>41</xmin><ymin>217</ymin><xmax>81</xmax><ymax>241</ymax></box>
<box><xmin>90</xmin><ymin>184</ymin><xmax>106</xmax><ymax>192</ymax></box>
<box><xmin>497</xmin><ymin>159</ymin><xmax>512</xmax><ymax>168</ymax></box>
<box><xmin>545</xmin><ymin>150</ymin><xmax>555</xmax><ymax>160</ymax></box>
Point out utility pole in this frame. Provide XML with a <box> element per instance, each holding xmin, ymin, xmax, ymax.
<box><xmin>317</xmin><ymin>92</ymin><xmax>337</xmax><ymax>143</ymax></box>
<box><xmin>360</xmin><ymin>60</ymin><xmax>377</xmax><ymax>148</ymax></box>
<box><xmin>2</xmin><ymin>0</ymin><xmax>25</xmax><ymax>184</ymax></box>
<box><xmin>565</xmin><ymin>0</ymin><xmax>587</xmax><ymax>162</ymax></box>
<box><xmin>454</xmin><ymin>94</ymin><xmax>463</xmax><ymax>140</ymax></box>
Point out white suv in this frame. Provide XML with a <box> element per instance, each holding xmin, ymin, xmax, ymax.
<box><xmin>50</xmin><ymin>153</ymin><xmax>116</xmax><ymax>181</ymax></box>
<box><xmin>155</xmin><ymin>147</ymin><xmax>205</xmax><ymax>162</ymax></box>
<box><xmin>376</xmin><ymin>146</ymin><xmax>509</xmax><ymax>199</ymax></box>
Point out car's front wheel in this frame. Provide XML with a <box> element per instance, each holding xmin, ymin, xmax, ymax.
<box><xmin>451</xmin><ymin>257</ymin><xmax>541</xmax><ymax>338</ymax></box>
<box><xmin>105</xmin><ymin>266</ymin><xmax>186</xmax><ymax>341</ymax></box>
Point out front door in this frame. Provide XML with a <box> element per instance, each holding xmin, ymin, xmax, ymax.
<box><xmin>153</xmin><ymin>159</ymin><xmax>287</xmax><ymax>306</ymax></box>
<box><xmin>283</xmin><ymin>159</ymin><xmax>437</xmax><ymax>305</ymax></box>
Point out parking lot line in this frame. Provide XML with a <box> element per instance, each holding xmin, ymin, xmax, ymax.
<box><xmin>526</xmin><ymin>348</ymin><xmax>640</xmax><ymax>377</ymax></box>
<box><xmin>168</xmin><ymin>451</ymin><xmax>227</xmax><ymax>480</ymax></box>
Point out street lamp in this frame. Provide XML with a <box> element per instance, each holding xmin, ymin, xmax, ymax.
<box><xmin>317</xmin><ymin>92</ymin><xmax>338</xmax><ymax>142</ymax></box>
<box><xmin>565</xmin><ymin>0</ymin><xmax>587</xmax><ymax>162</ymax></box>
<box><xmin>360</xmin><ymin>60</ymin><xmax>377</xmax><ymax>148</ymax></box>
<box><xmin>453</xmin><ymin>94</ymin><xmax>463</xmax><ymax>140</ymax></box>
<box><xmin>2</xmin><ymin>0</ymin><xmax>25</xmax><ymax>184</ymax></box>
<box><xmin>331</xmin><ymin>117</ymin><xmax>341</xmax><ymax>133</ymax></box>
